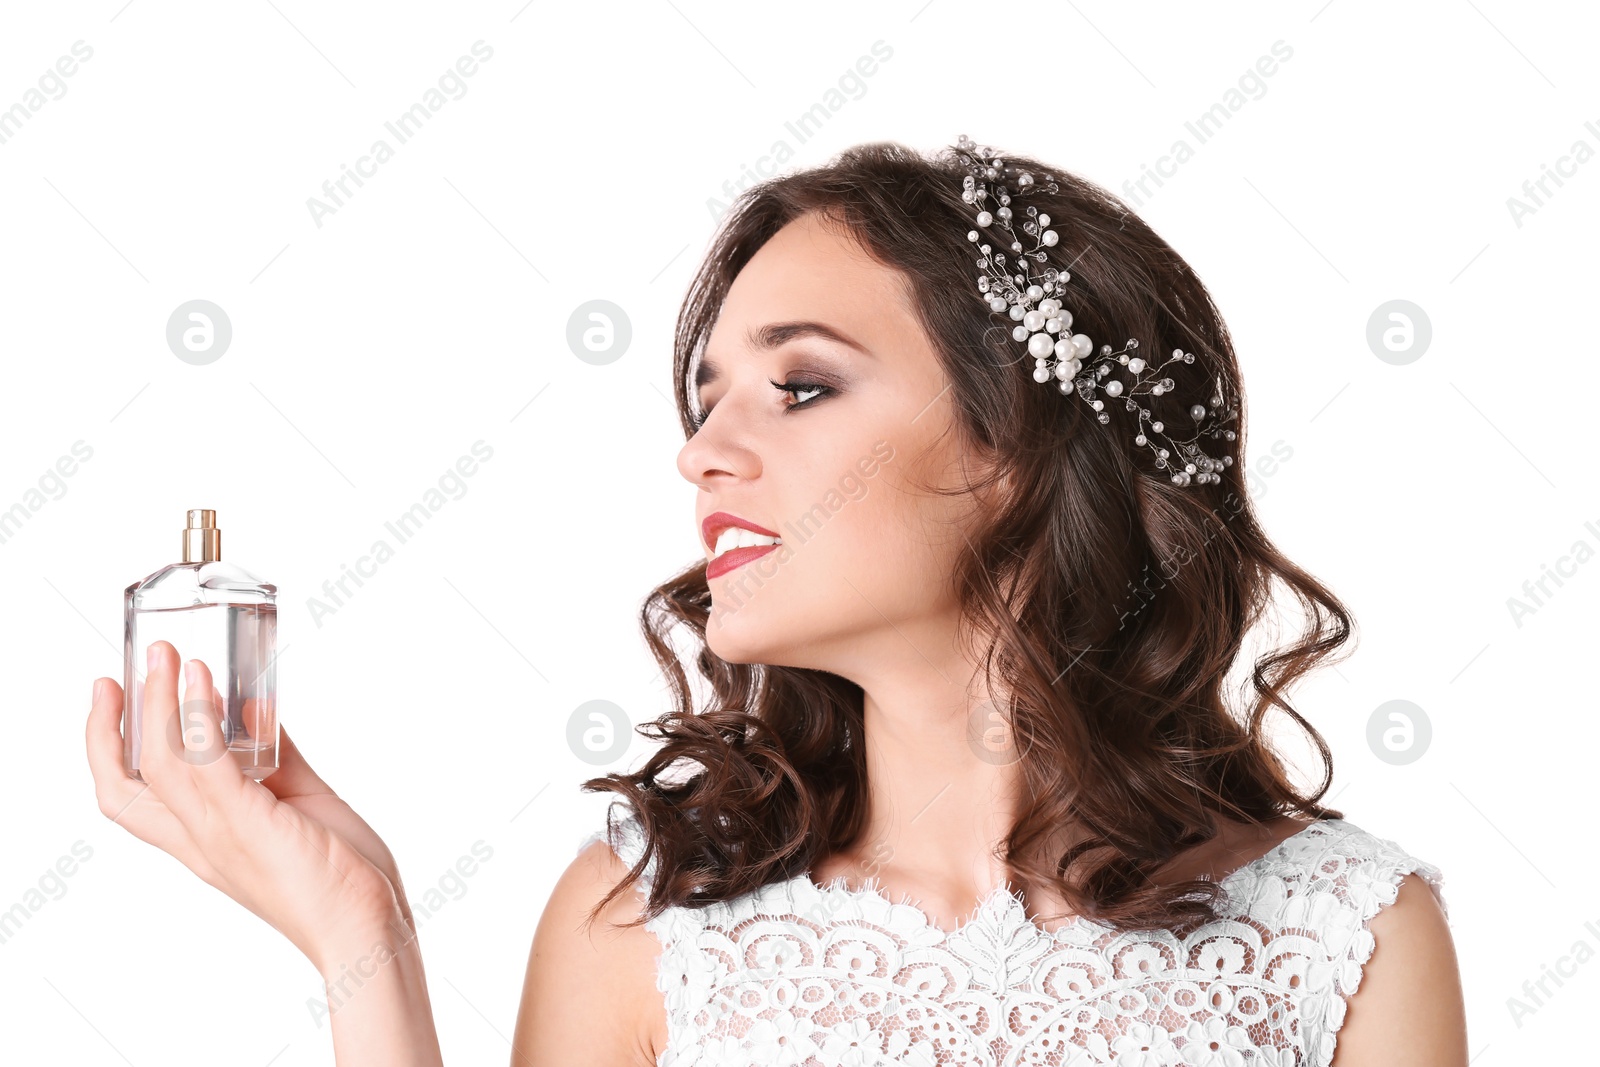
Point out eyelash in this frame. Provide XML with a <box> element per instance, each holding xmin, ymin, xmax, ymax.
<box><xmin>693</xmin><ymin>378</ymin><xmax>835</xmax><ymax>429</ymax></box>
<box><xmin>774</xmin><ymin>377</ymin><xmax>833</xmax><ymax>410</ymax></box>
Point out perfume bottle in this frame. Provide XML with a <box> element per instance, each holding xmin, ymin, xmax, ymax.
<box><xmin>123</xmin><ymin>509</ymin><xmax>279</xmax><ymax>781</ymax></box>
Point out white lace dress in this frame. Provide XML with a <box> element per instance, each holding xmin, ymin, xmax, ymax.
<box><xmin>577</xmin><ymin>805</ymin><xmax>1447</xmax><ymax>1067</ymax></box>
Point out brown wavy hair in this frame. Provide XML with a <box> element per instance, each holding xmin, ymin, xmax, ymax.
<box><xmin>579</xmin><ymin>138</ymin><xmax>1348</xmax><ymax>934</ymax></box>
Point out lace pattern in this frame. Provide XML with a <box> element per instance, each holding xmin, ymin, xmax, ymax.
<box><xmin>576</xmin><ymin>806</ymin><xmax>1446</xmax><ymax>1067</ymax></box>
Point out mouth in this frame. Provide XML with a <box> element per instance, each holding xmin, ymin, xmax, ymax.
<box><xmin>702</xmin><ymin>511</ymin><xmax>783</xmax><ymax>580</ymax></box>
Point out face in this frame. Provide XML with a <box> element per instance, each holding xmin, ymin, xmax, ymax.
<box><xmin>677</xmin><ymin>210</ymin><xmax>987</xmax><ymax>679</ymax></box>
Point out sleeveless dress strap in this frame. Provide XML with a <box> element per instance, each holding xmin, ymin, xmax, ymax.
<box><xmin>575</xmin><ymin>801</ymin><xmax>656</xmax><ymax>900</ymax></box>
<box><xmin>1266</xmin><ymin>819</ymin><xmax>1447</xmax><ymax>1065</ymax></box>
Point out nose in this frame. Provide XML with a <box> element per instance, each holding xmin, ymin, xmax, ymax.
<box><xmin>676</xmin><ymin>402</ymin><xmax>762</xmax><ymax>488</ymax></box>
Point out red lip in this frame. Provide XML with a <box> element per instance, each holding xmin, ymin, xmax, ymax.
<box><xmin>706</xmin><ymin>541</ymin><xmax>781</xmax><ymax>580</ymax></box>
<box><xmin>702</xmin><ymin>510</ymin><xmax>782</xmax><ymax>580</ymax></box>
<box><xmin>701</xmin><ymin>511</ymin><xmax>781</xmax><ymax>554</ymax></box>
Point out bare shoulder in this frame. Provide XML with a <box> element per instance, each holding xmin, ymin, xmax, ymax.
<box><xmin>511</xmin><ymin>836</ymin><xmax>667</xmax><ymax>1067</ymax></box>
<box><xmin>1329</xmin><ymin>872</ymin><xmax>1468</xmax><ymax>1066</ymax></box>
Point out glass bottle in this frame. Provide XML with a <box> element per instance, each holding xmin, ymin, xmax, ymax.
<box><xmin>123</xmin><ymin>509</ymin><xmax>279</xmax><ymax>781</ymax></box>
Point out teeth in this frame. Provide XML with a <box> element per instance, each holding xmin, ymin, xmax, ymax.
<box><xmin>713</xmin><ymin>527</ymin><xmax>782</xmax><ymax>558</ymax></box>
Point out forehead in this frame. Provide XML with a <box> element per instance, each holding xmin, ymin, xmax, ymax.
<box><xmin>705</xmin><ymin>212</ymin><xmax>913</xmax><ymax>360</ymax></box>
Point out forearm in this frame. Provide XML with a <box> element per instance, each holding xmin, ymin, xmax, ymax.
<box><xmin>314</xmin><ymin>909</ymin><xmax>444</xmax><ymax>1067</ymax></box>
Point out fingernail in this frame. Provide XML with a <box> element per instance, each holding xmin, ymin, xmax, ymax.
<box><xmin>147</xmin><ymin>644</ymin><xmax>160</xmax><ymax>672</ymax></box>
<box><xmin>92</xmin><ymin>678</ymin><xmax>104</xmax><ymax>704</ymax></box>
<box><xmin>184</xmin><ymin>660</ymin><xmax>200</xmax><ymax>688</ymax></box>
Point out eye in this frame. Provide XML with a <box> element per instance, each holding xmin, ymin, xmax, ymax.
<box><xmin>771</xmin><ymin>377</ymin><xmax>833</xmax><ymax>411</ymax></box>
<box><xmin>691</xmin><ymin>378</ymin><xmax>836</xmax><ymax>430</ymax></box>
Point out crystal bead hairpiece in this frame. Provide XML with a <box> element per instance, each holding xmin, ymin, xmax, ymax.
<box><xmin>952</xmin><ymin>133</ymin><xmax>1237</xmax><ymax>487</ymax></box>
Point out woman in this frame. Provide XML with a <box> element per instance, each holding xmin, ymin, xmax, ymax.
<box><xmin>85</xmin><ymin>136</ymin><xmax>1466</xmax><ymax>1066</ymax></box>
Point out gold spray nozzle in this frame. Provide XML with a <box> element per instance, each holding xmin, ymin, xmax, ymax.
<box><xmin>183</xmin><ymin>509</ymin><xmax>221</xmax><ymax>562</ymax></box>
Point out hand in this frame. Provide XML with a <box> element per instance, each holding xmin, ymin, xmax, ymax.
<box><xmin>86</xmin><ymin>640</ymin><xmax>409</xmax><ymax>971</ymax></box>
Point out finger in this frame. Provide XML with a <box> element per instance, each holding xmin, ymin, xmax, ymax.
<box><xmin>85</xmin><ymin>676</ymin><xmax>143</xmax><ymax>820</ymax></box>
<box><xmin>177</xmin><ymin>657</ymin><xmax>250</xmax><ymax>803</ymax></box>
<box><xmin>139</xmin><ymin>641</ymin><xmax>202</xmax><ymax>816</ymax></box>
<box><xmin>232</xmin><ymin>689</ymin><xmax>282</xmax><ymax>785</ymax></box>
<box><xmin>85</xmin><ymin>675</ymin><xmax>229</xmax><ymax>886</ymax></box>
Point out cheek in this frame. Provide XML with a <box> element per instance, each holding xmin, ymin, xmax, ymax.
<box><xmin>704</xmin><ymin>421</ymin><xmax>977</xmax><ymax>649</ymax></box>
<box><xmin>797</xmin><ymin>448</ymin><xmax>971</xmax><ymax>611</ymax></box>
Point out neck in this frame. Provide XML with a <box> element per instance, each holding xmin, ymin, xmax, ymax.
<box><xmin>836</xmin><ymin>652</ymin><xmax>1031</xmax><ymax>899</ymax></box>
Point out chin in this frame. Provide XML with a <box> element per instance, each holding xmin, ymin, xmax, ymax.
<box><xmin>703</xmin><ymin>606</ymin><xmax>766</xmax><ymax>664</ymax></box>
<box><xmin>705</xmin><ymin>603</ymin><xmax>817</xmax><ymax>669</ymax></box>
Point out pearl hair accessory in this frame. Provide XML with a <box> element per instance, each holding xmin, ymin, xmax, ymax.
<box><xmin>952</xmin><ymin>134</ymin><xmax>1238</xmax><ymax>487</ymax></box>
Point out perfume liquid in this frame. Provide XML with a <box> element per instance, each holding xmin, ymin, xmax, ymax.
<box><xmin>123</xmin><ymin>509</ymin><xmax>279</xmax><ymax>781</ymax></box>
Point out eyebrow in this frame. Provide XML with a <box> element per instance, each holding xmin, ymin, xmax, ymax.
<box><xmin>694</xmin><ymin>321</ymin><xmax>872</xmax><ymax>390</ymax></box>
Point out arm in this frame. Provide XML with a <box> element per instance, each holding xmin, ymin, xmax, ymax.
<box><xmin>313</xmin><ymin>906</ymin><xmax>444</xmax><ymax>1067</ymax></box>
<box><xmin>86</xmin><ymin>649</ymin><xmax>444</xmax><ymax>1065</ymax></box>
<box><xmin>512</xmin><ymin>838</ymin><xmax>663</xmax><ymax>1066</ymax></box>
<box><xmin>1329</xmin><ymin>872</ymin><xmax>1469</xmax><ymax>1066</ymax></box>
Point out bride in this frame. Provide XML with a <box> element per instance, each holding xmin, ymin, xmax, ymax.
<box><xmin>86</xmin><ymin>136</ymin><xmax>1465</xmax><ymax>1066</ymax></box>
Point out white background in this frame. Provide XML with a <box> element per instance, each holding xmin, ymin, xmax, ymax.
<box><xmin>0</xmin><ymin>0</ymin><xmax>1592</xmax><ymax>1062</ymax></box>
